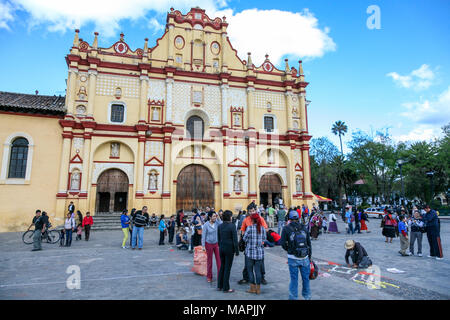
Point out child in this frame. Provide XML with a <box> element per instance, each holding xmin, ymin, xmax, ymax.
<box><xmin>322</xmin><ymin>217</ymin><xmax>328</xmax><ymax>233</ymax></box>
<box><xmin>398</xmin><ymin>215</ymin><xmax>411</xmax><ymax>256</ymax></box>
<box><xmin>176</xmin><ymin>228</ymin><xmax>189</xmax><ymax>250</ymax></box>
<box><xmin>59</xmin><ymin>229</ymin><xmax>65</xmax><ymax>247</ymax></box>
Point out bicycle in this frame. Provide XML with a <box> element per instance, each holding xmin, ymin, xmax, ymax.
<box><xmin>23</xmin><ymin>227</ymin><xmax>60</xmax><ymax>244</ymax></box>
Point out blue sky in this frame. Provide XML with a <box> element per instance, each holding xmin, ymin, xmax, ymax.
<box><xmin>1</xmin><ymin>0</ymin><xmax>449</xmax><ymax>152</ymax></box>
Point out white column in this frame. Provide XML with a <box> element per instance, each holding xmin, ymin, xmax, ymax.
<box><xmin>87</xmin><ymin>70</ymin><xmax>97</xmax><ymax>117</ymax></box>
<box><xmin>139</xmin><ymin>75</ymin><xmax>149</xmax><ymax>122</ymax></box>
<box><xmin>66</xmin><ymin>69</ymin><xmax>78</xmax><ymax>115</ymax></box>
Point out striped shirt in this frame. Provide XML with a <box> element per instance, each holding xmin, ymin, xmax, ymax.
<box><xmin>243</xmin><ymin>224</ymin><xmax>266</xmax><ymax>260</ymax></box>
<box><xmin>133</xmin><ymin>213</ymin><xmax>148</xmax><ymax>227</ymax></box>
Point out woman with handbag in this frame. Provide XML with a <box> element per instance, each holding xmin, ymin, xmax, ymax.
<box><xmin>328</xmin><ymin>211</ymin><xmax>339</xmax><ymax>233</ymax></box>
<box><xmin>159</xmin><ymin>215</ymin><xmax>167</xmax><ymax>245</ymax></box>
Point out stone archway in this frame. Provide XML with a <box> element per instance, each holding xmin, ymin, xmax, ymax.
<box><xmin>259</xmin><ymin>173</ymin><xmax>282</xmax><ymax>208</ymax></box>
<box><xmin>176</xmin><ymin>164</ymin><xmax>214</xmax><ymax>212</ymax></box>
<box><xmin>95</xmin><ymin>169</ymin><xmax>129</xmax><ymax>213</ymax></box>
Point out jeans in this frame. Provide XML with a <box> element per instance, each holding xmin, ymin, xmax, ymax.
<box><xmin>168</xmin><ymin>230</ymin><xmax>175</xmax><ymax>243</ymax></box>
<box><xmin>159</xmin><ymin>230</ymin><xmax>165</xmax><ymax>245</ymax></box>
<box><xmin>243</xmin><ymin>255</ymin><xmax>266</xmax><ymax>281</ymax></box>
<box><xmin>218</xmin><ymin>251</ymin><xmax>234</xmax><ymax>291</ymax></box>
<box><xmin>277</xmin><ymin>221</ymin><xmax>285</xmax><ymax>235</ymax></box>
<box><xmin>410</xmin><ymin>231</ymin><xmax>423</xmax><ymax>254</ymax></box>
<box><xmin>246</xmin><ymin>256</ymin><xmax>263</xmax><ymax>285</ymax></box>
<box><xmin>84</xmin><ymin>225</ymin><xmax>91</xmax><ymax>241</ymax></box>
<box><xmin>205</xmin><ymin>242</ymin><xmax>221</xmax><ymax>281</ymax></box>
<box><xmin>355</xmin><ymin>222</ymin><xmax>361</xmax><ymax>233</ymax></box>
<box><xmin>132</xmin><ymin>226</ymin><xmax>144</xmax><ymax>248</ymax></box>
<box><xmin>347</xmin><ymin>223</ymin><xmax>354</xmax><ymax>234</ymax></box>
<box><xmin>400</xmin><ymin>234</ymin><xmax>409</xmax><ymax>255</ymax></box>
<box><xmin>65</xmin><ymin>229</ymin><xmax>73</xmax><ymax>246</ymax></box>
<box><xmin>288</xmin><ymin>257</ymin><xmax>311</xmax><ymax>300</ymax></box>
<box><xmin>33</xmin><ymin>230</ymin><xmax>42</xmax><ymax>250</ymax></box>
<box><xmin>264</xmin><ymin>240</ymin><xmax>275</xmax><ymax>247</ymax></box>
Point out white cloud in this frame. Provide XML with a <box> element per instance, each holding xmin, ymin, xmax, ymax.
<box><xmin>0</xmin><ymin>1</ymin><xmax>15</xmax><ymax>30</ymax></box>
<box><xmin>387</xmin><ymin>64</ymin><xmax>436</xmax><ymax>90</ymax></box>
<box><xmin>215</xmin><ymin>8</ymin><xmax>336</xmax><ymax>65</ymax></box>
<box><xmin>6</xmin><ymin>2</ymin><xmax>335</xmax><ymax>64</ymax></box>
<box><xmin>10</xmin><ymin>0</ymin><xmax>222</xmax><ymax>36</ymax></box>
<box><xmin>393</xmin><ymin>125</ymin><xmax>442</xmax><ymax>143</ymax></box>
<box><xmin>400</xmin><ymin>86</ymin><xmax>450</xmax><ymax>125</ymax></box>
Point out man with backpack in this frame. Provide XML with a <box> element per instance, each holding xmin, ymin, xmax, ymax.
<box><xmin>281</xmin><ymin>210</ymin><xmax>312</xmax><ymax>300</ymax></box>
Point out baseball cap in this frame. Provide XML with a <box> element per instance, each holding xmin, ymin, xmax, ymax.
<box><xmin>289</xmin><ymin>210</ymin><xmax>299</xmax><ymax>220</ymax></box>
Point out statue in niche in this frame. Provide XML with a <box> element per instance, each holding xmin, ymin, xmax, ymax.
<box><xmin>234</xmin><ymin>174</ymin><xmax>241</xmax><ymax>191</ymax></box>
<box><xmin>194</xmin><ymin>145</ymin><xmax>201</xmax><ymax>158</ymax></box>
<box><xmin>152</xmin><ymin>107</ymin><xmax>159</xmax><ymax>121</ymax></box>
<box><xmin>70</xmin><ymin>171</ymin><xmax>81</xmax><ymax>190</ymax></box>
<box><xmin>149</xmin><ymin>172</ymin><xmax>157</xmax><ymax>190</ymax></box>
<box><xmin>268</xmin><ymin>149</ymin><xmax>274</xmax><ymax>163</ymax></box>
<box><xmin>293</xmin><ymin>121</ymin><xmax>299</xmax><ymax>129</ymax></box>
<box><xmin>233</xmin><ymin>113</ymin><xmax>240</xmax><ymax>126</ymax></box>
<box><xmin>296</xmin><ymin>176</ymin><xmax>302</xmax><ymax>193</ymax></box>
<box><xmin>292</xmin><ymin>107</ymin><xmax>298</xmax><ymax>117</ymax></box>
<box><xmin>111</xmin><ymin>143</ymin><xmax>120</xmax><ymax>158</ymax></box>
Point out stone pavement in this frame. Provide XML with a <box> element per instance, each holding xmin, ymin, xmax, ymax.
<box><xmin>0</xmin><ymin>218</ymin><xmax>449</xmax><ymax>300</ymax></box>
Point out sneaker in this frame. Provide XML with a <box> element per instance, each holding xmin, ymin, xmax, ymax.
<box><xmin>122</xmin><ymin>246</ymin><xmax>128</xmax><ymax>249</ymax></box>
<box><xmin>436</xmin><ymin>257</ymin><xmax>443</xmax><ymax>260</ymax></box>
<box><xmin>238</xmin><ymin>279</ymin><xmax>248</xmax><ymax>285</ymax></box>
<box><xmin>427</xmin><ymin>255</ymin><xmax>434</xmax><ymax>258</ymax></box>
<box><xmin>418</xmin><ymin>253</ymin><xmax>422</xmax><ymax>257</ymax></box>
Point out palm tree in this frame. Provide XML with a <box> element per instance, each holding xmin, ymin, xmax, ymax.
<box><xmin>332</xmin><ymin>120</ymin><xmax>348</xmax><ymax>207</ymax></box>
<box><xmin>332</xmin><ymin>120</ymin><xmax>348</xmax><ymax>156</ymax></box>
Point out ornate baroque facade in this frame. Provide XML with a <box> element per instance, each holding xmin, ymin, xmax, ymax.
<box><xmin>0</xmin><ymin>7</ymin><xmax>313</xmax><ymax>231</ymax></box>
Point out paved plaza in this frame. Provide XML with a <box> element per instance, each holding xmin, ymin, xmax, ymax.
<box><xmin>0</xmin><ymin>218</ymin><xmax>449</xmax><ymax>300</ymax></box>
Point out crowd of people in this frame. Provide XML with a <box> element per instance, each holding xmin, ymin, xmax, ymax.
<box><xmin>27</xmin><ymin>198</ymin><xmax>444</xmax><ymax>299</ymax></box>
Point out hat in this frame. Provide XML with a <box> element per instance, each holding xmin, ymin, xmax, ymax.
<box><xmin>345</xmin><ymin>240</ymin><xmax>355</xmax><ymax>250</ymax></box>
<box><xmin>289</xmin><ymin>210</ymin><xmax>299</xmax><ymax>220</ymax></box>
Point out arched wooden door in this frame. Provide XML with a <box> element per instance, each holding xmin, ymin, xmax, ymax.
<box><xmin>96</xmin><ymin>169</ymin><xmax>129</xmax><ymax>213</ymax></box>
<box><xmin>259</xmin><ymin>173</ymin><xmax>282</xmax><ymax>208</ymax></box>
<box><xmin>176</xmin><ymin>164</ymin><xmax>214</xmax><ymax>211</ymax></box>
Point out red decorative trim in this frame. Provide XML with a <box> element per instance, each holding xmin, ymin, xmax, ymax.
<box><xmin>93</xmin><ymin>161</ymin><xmax>135</xmax><ymax>164</ymax></box>
<box><xmin>162</xmin><ymin>192</ymin><xmax>171</xmax><ymax>198</ymax></box>
<box><xmin>79</xmin><ymin>192</ymin><xmax>88</xmax><ymax>198</ymax></box>
<box><xmin>168</xmin><ymin>8</ymin><xmax>226</xmax><ymax>31</ymax></box>
<box><xmin>56</xmin><ymin>192</ymin><xmax>68</xmax><ymax>198</ymax></box>
<box><xmin>70</xmin><ymin>154</ymin><xmax>83</xmax><ymax>163</ymax></box>
<box><xmin>0</xmin><ymin>111</ymin><xmax>63</xmax><ymax>119</ymax></box>
<box><xmin>258</xmin><ymin>165</ymin><xmax>287</xmax><ymax>168</ymax></box>
<box><xmin>144</xmin><ymin>156</ymin><xmax>164</xmax><ymax>166</ymax></box>
<box><xmin>228</xmin><ymin>158</ymin><xmax>248</xmax><ymax>168</ymax></box>
<box><xmin>109</xmin><ymin>156</ymin><xmax>120</xmax><ymax>159</ymax></box>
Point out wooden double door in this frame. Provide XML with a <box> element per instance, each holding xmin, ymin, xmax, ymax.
<box><xmin>96</xmin><ymin>169</ymin><xmax>129</xmax><ymax>213</ymax></box>
<box><xmin>176</xmin><ymin>164</ymin><xmax>214</xmax><ymax>212</ymax></box>
<box><xmin>259</xmin><ymin>173</ymin><xmax>282</xmax><ymax>208</ymax></box>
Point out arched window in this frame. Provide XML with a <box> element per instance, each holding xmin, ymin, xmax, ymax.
<box><xmin>186</xmin><ymin>116</ymin><xmax>204</xmax><ymax>139</ymax></box>
<box><xmin>8</xmin><ymin>138</ymin><xmax>29</xmax><ymax>178</ymax></box>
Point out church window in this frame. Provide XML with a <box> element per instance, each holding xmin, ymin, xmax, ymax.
<box><xmin>186</xmin><ymin>116</ymin><xmax>204</xmax><ymax>139</ymax></box>
<box><xmin>8</xmin><ymin>138</ymin><xmax>28</xmax><ymax>178</ymax></box>
<box><xmin>110</xmin><ymin>104</ymin><xmax>125</xmax><ymax>123</ymax></box>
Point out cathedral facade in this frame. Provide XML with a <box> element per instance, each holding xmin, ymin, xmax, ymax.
<box><xmin>0</xmin><ymin>7</ymin><xmax>313</xmax><ymax>231</ymax></box>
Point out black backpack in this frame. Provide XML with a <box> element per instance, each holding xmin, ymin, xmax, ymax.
<box><xmin>289</xmin><ymin>225</ymin><xmax>309</xmax><ymax>258</ymax></box>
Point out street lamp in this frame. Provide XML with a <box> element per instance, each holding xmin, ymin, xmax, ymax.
<box><xmin>426</xmin><ymin>170</ymin><xmax>435</xmax><ymax>203</ymax></box>
<box><xmin>397</xmin><ymin>159</ymin><xmax>406</xmax><ymax>205</ymax></box>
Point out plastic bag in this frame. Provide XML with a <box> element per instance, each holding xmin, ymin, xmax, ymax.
<box><xmin>192</xmin><ymin>246</ymin><xmax>207</xmax><ymax>276</ymax></box>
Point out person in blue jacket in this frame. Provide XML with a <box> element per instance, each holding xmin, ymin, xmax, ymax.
<box><xmin>159</xmin><ymin>215</ymin><xmax>167</xmax><ymax>245</ymax></box>
<box><xmin>423</xmin><ymin>205</ymin><xmax>443</xmax><ymax>259</ymax></box>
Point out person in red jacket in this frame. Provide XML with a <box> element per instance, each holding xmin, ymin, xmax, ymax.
<box><xmin>82</xmin><ymin>212</ymin><xmax>94</xmax><ymax>241</ymax></box>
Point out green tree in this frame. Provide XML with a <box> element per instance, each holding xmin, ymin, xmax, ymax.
<box><xmin>331</xmin><ymin>120</ymin><xmax>348</xmax><ymax>156</ymax></box>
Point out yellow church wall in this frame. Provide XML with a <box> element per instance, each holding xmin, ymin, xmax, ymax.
<box><xmin>0</xmin><ymin>113</ymin><xmax>63</xmax><ymax>232</ymax></box>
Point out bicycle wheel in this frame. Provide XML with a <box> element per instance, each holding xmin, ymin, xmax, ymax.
<box><xmin>22</xmin><ymin>230</ymin><xmax>34</xmax><ymax>244</ymax></box>
<box><xmin>47</xmin><ymin>230</ymin><xmax>60</xmax><ymax>244</ymax></box>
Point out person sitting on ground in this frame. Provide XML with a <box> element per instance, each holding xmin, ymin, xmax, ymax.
<box><xmin>344</xmin><ymin>240</ymin><xmax>372</xmax><ymax>268</ymax></box>
<box><xmin>176</xmin><ymin>228</ymin><xmax>189</xmax><ymax>250</ymax></box>
<box><xmin>149</xmin><ymin>213</ymin><xmax>157</xmax><ymax>227</ymax></box>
